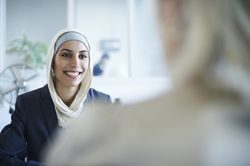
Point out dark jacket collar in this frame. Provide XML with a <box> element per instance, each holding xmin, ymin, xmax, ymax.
<box><xmin>40</xmin><ymin>84</ymin><xmax>59</xmax><ymax>133</ymax></box>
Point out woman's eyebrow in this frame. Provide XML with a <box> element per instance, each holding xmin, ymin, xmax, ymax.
<box><xmin>79</xmin><ymin>50</ymin><xmax>88</xmax><ymax>53</ymax></box>
<box><xmin>60</xmin><ymin>48</ymin><xmax>72</xmax><ymax>52</ymax></box>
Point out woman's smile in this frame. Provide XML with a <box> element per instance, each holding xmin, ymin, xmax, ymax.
<box><xmin>64</xmin><ymin>70</ymin><xmax>83</xmax><ymax>79</ymax></box>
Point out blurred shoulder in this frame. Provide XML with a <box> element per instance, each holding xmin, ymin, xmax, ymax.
<box><xmin>87</xmin><ymin>88</ymin><xmax>111</xmax><ymax>103</ymax></box>
<box><xmin>17</xmin><ymin>84</ymin><xmax>49</xmax><ymax>101</ymax></box>
<box><xmin>88</xmin><ymin>88</ymin><xmax>109</xmax><ymax>96</ymax></box>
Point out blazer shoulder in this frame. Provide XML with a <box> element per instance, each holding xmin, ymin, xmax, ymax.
<box><xmin>14</xmin><ymin>84</ymin><xmax>55</xmax><ymax>119</ymax></box>
<box><xmin>87</xmin><ymin>88</ymin><xmax>112</xmax><ymax>103</ymax></box>
<box><xmin>17</xmin><ymin>84</ymin><xmax>50</xmax><ymax>102</ymax></box>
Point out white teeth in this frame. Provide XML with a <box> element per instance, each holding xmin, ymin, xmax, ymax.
<box><xmin>65</xmin><ymin>71</ymin><xmax>80</xmax><ymax>77</ymax></box>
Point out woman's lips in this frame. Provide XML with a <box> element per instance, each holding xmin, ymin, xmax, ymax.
<box><xmin>64</xmin><ymin>71</ymin><xmax>82</xmax><ymax>79</ymax></box>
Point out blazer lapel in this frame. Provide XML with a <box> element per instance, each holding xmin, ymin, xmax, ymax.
<box><xmin>40</xmin><ymin>85</ymin><xmax>59</xmax><ymax>136</ymax></box>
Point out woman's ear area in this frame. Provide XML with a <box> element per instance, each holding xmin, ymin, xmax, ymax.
<box><xmin>51</xmin><ymin>53</ymin><xmax>57</xmax><ymax>71</ymax></box>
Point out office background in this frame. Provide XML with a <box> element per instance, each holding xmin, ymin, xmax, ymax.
<box><xmin>0</xmin><ymin>0</ymin><xmax>170</xmax><ymax>130</ymax></box>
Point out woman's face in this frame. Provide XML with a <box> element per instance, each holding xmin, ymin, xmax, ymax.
<box><xmin>53</xmin><ymin>40</ymin><xmax>89</xmax><ymax>89</ymax></box>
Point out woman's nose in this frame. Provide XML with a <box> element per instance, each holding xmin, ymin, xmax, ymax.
<box><xmin>70</xmin><ymin>55</ymin><xmax>80</xmax><ymax>67</ymax></box>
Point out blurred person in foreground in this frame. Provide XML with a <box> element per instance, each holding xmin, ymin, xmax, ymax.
<box><xmin>0</xmin><ymin>29</ymin><xmax>111</xmax><ymax>166</ymax></box>
<box><xmin>45</xmin><ymin>0</ymin><xmax>250</xmax><ymax>166</ymax></box>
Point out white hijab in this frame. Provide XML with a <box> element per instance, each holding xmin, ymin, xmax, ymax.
<box><xmin>47</xmin><ymin>28</ymin><xmax>92</xmax><ymax>128</ymax></box>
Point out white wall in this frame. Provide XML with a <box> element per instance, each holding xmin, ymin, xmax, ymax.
<box><xmin>75</xmin><ymin>0</ymin><xmax>129</xmax><ymax>78</ymax></box>
<box><xmin>131</xmin><ymin>0</ymin><xmax>167</xmax><ymax>77</ymax></box>
<box><xmin>4</xmin><ymin>0</ymin><xmax>167</xmax><ymax>76</ymax></box>
<box><xmin>91</xmin><ymin>77</ymin><xmax>171</xmax><ymax>104</ymax></box>
<box><xmin>6</xmin><ymin>0</ymin><xmax>67</xmax><ymax>43</ymax></box>
<box><xmin>5</xmin><ymin>0</ymin><xmax>67</xmax><ymax>66</ymax></box>
<box><xmin>74</xmin><ymin>0</ymin><xmax>167</xmax><ymax>78</ymax></box>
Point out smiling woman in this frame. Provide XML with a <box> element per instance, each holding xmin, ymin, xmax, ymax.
<box><xmin>54</xmin><ymin>42</ymin><xmax>89</xmax><ymax>85</ymax></box>
<box><xmin>53</xmin><ymin>40</ymin><xmax>90</xmax><ymax>105</ymax></box>
<box><xmin>0</xmin><ymin>29</ymin><xmax>112</xmax><ymax>166</ymax></box>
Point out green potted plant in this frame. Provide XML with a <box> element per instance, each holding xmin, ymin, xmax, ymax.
<box><xmin>6</xmin><ymin>33</ymin><xmax>48</xmax><ymax>69</ymax></box>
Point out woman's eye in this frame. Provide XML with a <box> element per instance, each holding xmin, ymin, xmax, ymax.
<box><xmin>61</xmin><ymin>53</ymin><xmax>70</xmax><ymax>57</ymax></box>
<box><xmin>79</xmin><ymin>54</ymin><xmax>87</xmax><ymax>59</ymax></box>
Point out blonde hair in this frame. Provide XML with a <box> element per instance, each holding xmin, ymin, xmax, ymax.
<box><xmin>159</xmin><ymin>0</ymin><xmax>250</xmax><ymax>106</ymax></box>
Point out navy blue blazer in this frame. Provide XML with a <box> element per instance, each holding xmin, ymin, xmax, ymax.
<box><xmin>0</xmin><ymin>85</ymin><xmax>111</xmax><ymax>166</ymax></box>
